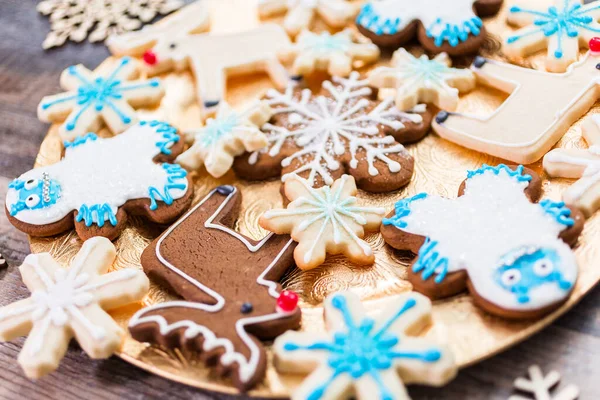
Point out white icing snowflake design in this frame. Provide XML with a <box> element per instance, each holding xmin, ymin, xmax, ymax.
<box><xmin>247</xmin><ymin>72</ymin><xmax>423</xmax><ymax>188</ymax></box>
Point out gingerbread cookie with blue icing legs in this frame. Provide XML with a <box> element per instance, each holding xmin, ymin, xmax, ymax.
<box><xmin>5</xmin><ymin>121</ymin><xmax>193</xmax><ymax>241</ymax></box>
<box><xmin>37</xmin><ymin>57</ymin><xmax>164</xmax><ymax>141</ymax></box>
<box><xmin>356</xmin><ymin>0</ymin><xmax>503</xmax><ymax>55</ymax></box>
<box><xmin>380</xmin><ymin>164</ymin><xmax>584</xmax><ymax>319</ymax></box>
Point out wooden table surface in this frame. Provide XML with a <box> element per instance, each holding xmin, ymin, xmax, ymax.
<box><xmin>0</xmin><ymin>1</ymin><xmax>598</xmax><ymax>399</ymax></box>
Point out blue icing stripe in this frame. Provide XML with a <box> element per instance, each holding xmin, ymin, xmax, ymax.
<box><xmin>64</xmin><ymin>132</ymin><xmax>98</xmax><ymax>149</ymax></box>
<box><xmin>140</xmin><ymin>120</ymin><xmax>180</xmax><ymax>155</ymax></box>
<box><xmin>426</xmin><ymin>16</ymin><xmax>483</xmax><ymax>47</ymax></box>
<box><xmin>76</xmin><ymin>203</ymin><xmax>117</xmax><ymax>227</ymax></box>
<box><xmin>413</xmin><ymin>238</ymin><xmax>450</xmax><ymax>283</ymax></box>
<box><xmin>382</xmin><ymin>193</ymin><xmax>427</xmax><ymax>229</ymax></box>
<box><xmin>507</xmin><ymin>1</ymin><xmax>600</xmax><ymax>59</ymax></box>
<box><xmin>539</xmin><ymin>199</ymin><xmax>575</xmax><ymax>227</ymax></box>
<box><xmin>466</xmin><ymin>164</ymin><xmax>532</xmax><ymax>182</ymax></box>
<box><xmin>148</xmin><ymin>163</ymin><xmax>188</xmax><ymax>210</ymax></box>
<box><xmin>283</xmin><ymin>294</ymin><xmax>442</xmax><ymax>400</ymax></box>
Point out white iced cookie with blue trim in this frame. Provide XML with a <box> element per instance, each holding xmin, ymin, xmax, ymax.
<box><xmin>5</xmin><ymin>121</ymin><xmax>193</xmax><ymax>241</ymax></box>
<box><xmin>505</xmin><ymin>0</ymin><xmax>600</xmax><ymax>72</ymax></box>
<box><xmin>380</xmin><ymin>164</ymin><xmax>584</xmax><ymax>320</ymax></box>
<box><xmin>356</xmin><ymin>0</ymin><xmax>503</xmax><ymax>55</ymax></box>
<box><xmin>274</xmin><ymin>291</ymin><xmax>457</xmax><ymax>400</ymax></box>
<box><xmin>37</xmin><ymin>57</ymin><xmax>164</xmax><ymax>141</ymax></box>
<box><xmin>259</xmin><ymin>174</ymin><xmax>386</xmax><ymax>270</ymax></box>
<box><xmin>0</xmin><ymin>237</ymin><xmax>149</xmax><ymax>379</ymax></box>
<box><xmin>368</xmin><ymin>49</ymin><xmax>476</xmax><ymax>112</ymax></box>
<box><xmin>283</xmin><ymin>29</ymin><xmax>380</xmax><ymax>78</ymax></box>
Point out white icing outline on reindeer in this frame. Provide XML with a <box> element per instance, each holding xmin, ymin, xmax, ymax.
<box><xmin>433</xmin><ymin>44</ymin><xmax>600</xmax><ymax>164</ymax></box>
<box><xmin>128</xmin><ymin>186</ymin><xmax>296</xmax><ymax>385</ymax></box>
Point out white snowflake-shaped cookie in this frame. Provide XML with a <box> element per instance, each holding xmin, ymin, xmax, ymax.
<box><xmin>176</xmin><ymin>102</ymin><xmax>272</xmax><ymax>178</ymax></box>
<box><xmin>285</xmin><ymin>29</ymin><xmax>380</xmax><ymax>78</ymax></box>
<box><xmin>37</xmin><ymin>57</ymin><xmax>165</xmax><ymax>140</ymax></box>
<box><xmin>259</xmin><ymin>174</ymin><xmax>385</xmax><ymax>270</ymax></box>
<box><xmin>505</xmin><ymin>0</ymin><xmax>600</xmax><ymax>72</ymax></box>
<box><xmin>509</xmin><ymin>365</ymin><xmax>580</xmax><ymax>400</ymax></box>
<box><xmin>544</xmin><ymin>115</ymin><xmax>600</xmax><ymax>217</ymax></box>
<box><xmin>258</xmin><ymin>0</ymin><xmax>357</xmax><ymax>36</ymax></box>
<box><xmin>0</xmin><ymin>237</ymin><xmax>149</xmax><ymax>378</ymax></box>
<box><xmin>274</xmin><ymin>291</ymin><xmax>457</xmax><ymax>400</ymax></box>
<box><xmin>368</xmin><ymin>49</ymin><xmax>476</xmax><ymax>111</ymax></box>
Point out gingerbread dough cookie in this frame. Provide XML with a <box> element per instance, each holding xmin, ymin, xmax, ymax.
<box><xmin>233</xmin><ymin>72</ymin><xmax>433</xmax><ymax>193</ymax></box>
<box><xmin>381</xmin><ymin>164</ymin><xmax>584</xmax><ymax>320</ymax></box>
<box><xmin>0</xmin><ymin>237</ymin><xmax>149</xmax><ymax>378</ymax></box>
<box><xmin>433</xmin><ymin>50</ymin><xmax>600</xmax><ymax>164</ymax></box>
<box><xmin>37</xmin><ymin>57</ymin><xmax>164</xmax><ymax>141</ymax></box>
<box><xmin>258</xmin><ymin>0</ymin><xmax>357</xmax><ymax>37</ymax></box>
<box><xmin>274</xmin><ymin>291</ymin><xmax>457</xmax><ymax>400</ymax></box>
<box><xmin>505</xmin><ymin>0</ymin><xmax>600</xmax><ymax>72</ymax></box>
<box><xmin>544</xmin><ymin>115</ymin><xmax>600</xmax><ymax>217</ymax></box>
<box><xmin>259</xmin><ymin>175</ymin><xmax>385</xmax><ymax>270</ymax></box>
<box><xmin>6</xmin><ymin>121</ymin><xmax>193</xmax><ymax>241</ymax></box>
<box><xmin>356</xmin><ymin>0</ymin><xmax>503</xmax><ymax>54</ymax></box>
<box><xmin>129</xmin><ymin>185</ymin><xmax>301</xmax><ymax>391</ymax></box>
<box><xmin>369</xmin><ymin>49</ymin><xmax>476</xmax><ymax>112</ymax></box>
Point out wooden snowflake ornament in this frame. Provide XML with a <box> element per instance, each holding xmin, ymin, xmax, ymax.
<box><xmin>176</xmin><ymin>102</ymin><xmax>272</xmax><ymax>178</ymax></box>
<box><xmin>259</xmin><ymin>175</ymin><xmax>385</xmax><ymax>270</ymax></box>
<box><xmin>0</xmin><ymin>237</ymin><xmax>149</xmax><ymax>378</ymax></box>
<box><xmin>274</xmin><ymin>291</ymin><xmax>457</xmax><ymax>400</ymax></box>
<box><xmin>509</xmin><ymin>365</ymin><xmax>579</xmax><ymax>400</ymax></box>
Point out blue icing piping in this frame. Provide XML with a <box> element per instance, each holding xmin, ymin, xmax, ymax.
<box><xmin>539</xmin><ymin>199</ymin><xmax>574</xmax><ymax>227</ymax></box>
<box><xmin>466</xmin><ymin>164</ymin><xmax>532</xmax><ymax>182</ymax></box>
<box><xmin>139</xmin><ymin>120</ymin><xmax>180</xmax><ymax>155</ymax></box>
<box><xmin>357</xmin><ymin>4</ymin><xmax>402</xmax><ymax>36</ymax></box>
<box><xmin>282</xmin><ymin>294</ymin><xmax>441</xmax><ymax>400</ymax></box>
<box><xmin>76</xmin><ymin>203</ymin><xmax>118</xmax><ymax>227</ymax></box>
<box><xmin>147</xmin><ymin>163</ymin><xmax>188</xmax><ymax>210</ymax></box>
<box><xmin>494</xmin><ymin>247</ymin><xmax>573</xmax><ymax>304</ymax></box>
<box><xmin>382</xmin><ymin>193</ymin><xmax>427</xmax><ymax>229</ymax></box>
<box><xmin>413</xmin><ymin>238</ymin><xmax>450</xmax><ymax>284</ymax></box>
<box><xmin>507</xmin><ymin>1</ymin><xmax>600</xmax><ymax>59</ymax></box>
<box><xmin>64</xmin><ymin>132</ymin><xmax>98</xmax><ymax>149</ymax></box>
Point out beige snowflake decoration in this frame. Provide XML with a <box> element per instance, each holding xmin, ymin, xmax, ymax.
<box><xmin>259</xmin><ymin>174</ymin><xmax>385</xmax><ymax>270</ymax></box>
<box><xmin>176</xmin><ymin>102</ymin><xmax>273</xmax><ymax>178</ymax></box>
<box><xmin>509</xmin><ymin>365</ymin><xmax>579</xmax><ymax>400</ymax></box>
<box><xmin>37</xmin><ymin>0</ymin><xmax>184</xmax><ymax>49</ymax></box>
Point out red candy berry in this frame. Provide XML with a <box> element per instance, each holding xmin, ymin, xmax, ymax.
<box><xmin>277</xmin><ymin>290</ymin><xmax>298</xmax><ymax>312</ymax></box>
<box><xmin>143</xmin><ymin>50</ymin><xmax>157</xmax><ymax>65</ymax></box>
<box><xmin>589</xmin><ymin>37</ymin><xmax>600</xmax><ymax>53</ymax></box>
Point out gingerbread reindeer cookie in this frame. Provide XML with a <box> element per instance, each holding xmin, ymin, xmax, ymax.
<box><xmin>37</xmin><ymin>57</ymin><xmax>164</xmax><ymax>141</ymax></box>
<box><xmin>505</xmin><ymin>0</ymin><xmax>600</xmax><ymax>72</ymax></box>
<box><xmin>0</xmin><ymin>237</ymin><xmax>149</xmax><ymax>378</ymax></box>
<box><xmin>544</xmin><ymin>115</ymin><xmax>600</xmax><ymax>217</ymax></box>
<box><xmin>381</xmin><ymin>164</ymin><xmax>585</xmax><ymax>319</ymax></box>
<box><xmin>6</xmin><ymin>121</ymin><xmax>193</xmax><ymax>241</ymax></box>
<box><xmin>434</xmin><ymin>45</ymin><xmax>600</xmax><ymax>164</ymax></box>
<box><xmin>274</xmin><ymin>291</ymin><xmax>457</xmax><ymax>400</ymax></box>
<box><xmin>129</xmin><ymin>185</ymin><xmax>301</xmax><ymax>391</ymax></box>
<box><xmin>356</xmin><ymin>0</ymin><xmax>503</xmax><ymax>54</ymax></box>
<box><xmin>233</xmin><ymin>72</ymin><xmax>433</xmax><ymax>193</ymax></box>
<box><xmin>258</xmin><ymin>0</ymin><xmax>357</xmax><ymax>37</ymax></box>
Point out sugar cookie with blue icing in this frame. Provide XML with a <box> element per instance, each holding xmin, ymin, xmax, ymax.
<box><xmin>274</xmin><ymin>291</ymin><xmax>457</xmax><ymax>400</ymax></box>
<box><xmin>380</xmin><ymin>164</ymin><xmax>584</xmax><ymax>320</ymax></box>
<box><xmin>37</xmin><ymin>57</ymin><xmax>164</xmax><ymax>141</ymax></box>
<box><xmin>356</xmin><ymin>0</ymin><xmax>503</xmax><ymax>55</ymax></box>
<box><xmin>5</xmin><ymin>121</ymin><xmax>193</xmax><ymax>241</ymax></box>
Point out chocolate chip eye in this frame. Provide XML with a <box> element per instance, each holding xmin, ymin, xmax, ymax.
<box><xmin>169</xmin><ymin>43</ymin><xmax>177</xmax><ymax>49</ymax></box>
<box><xmin>240</xmin><ymin>302</ymin><xmax>253</xmax><ymax>314</ymax></box>
<box><xmin>25</xmin><ymin>194</ymin><xmax>40</xmax><ymax>208</ymax></box>
<box><xmin>501</xmin><ymin>269</ymin><xmax>521</xmax><ymax>286</ymax></box>
<box><xmin>24</xmin><ymin>179</ymin><xmax>38</xmax><ymax>190</ymax></box>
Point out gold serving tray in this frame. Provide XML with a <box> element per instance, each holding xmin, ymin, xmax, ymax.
<box><xmin>29</xmin><ymin>0</ymin><xmax>600</xmax><ymax>397</ymax></box>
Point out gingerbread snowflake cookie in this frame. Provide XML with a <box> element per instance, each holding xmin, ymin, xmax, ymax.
<box><xmin>258</xmin><ymin>0</ymin><xmax>357</xmax><ymax>37</ymax></box>
<box><xmin>0</xmin><ymin>237</ymin><xmax>149</xmax><ymax>378</ymax></box>
<box><xmin>233</xmin><ymin>72</ymin><xmax>433</xmax><ymax>193</ymax></box>
<box><xmin>356</xmin><ymin>0</ymin><xmax>503</xmax><ymax>54</ymax></box>
<box><xmin>381</xmin><ymin>164</ymin><xmax>585</xmax><ymax>319</ymax></box>
<box><xmin>544</xmin><ymin>115</ymin><xmax>600</xmax><ymax>217</ymax></box>
<box><xmin>369</xmin><ymin>49</ymin><xmax>476</xmax><ymax>112</ymax></box>
<box><xmin>6</xmin><ymin>121</ymin><xmax>193</xmax><ymax>241</ymax></box>
<box><xmin>274</xmin><ymin>291</ymin><xmax>457</xmax><ymax>400</ymax></box>
<box><xmin>505</xmin><ymin>0</ymin><xmax>600</xmax><ymax>72</ymax></box>
<box><xmin>129</xmin><ymin>185</ymin><xmax>301</xmax><ymax>391</ymax></box>
<box><xmin>176</xmin><ymin>102</ymin><xmax>272</xmax><ymax>178</ymax></box>
<box><xmin>37</xmin><ymin>57</ymin><xmax>164</xmax><ymax>141</ymax></box>
<box><xmin>259</xmin><ymin>175</ymin><xmax>385</xmax><ymax>270</ymax></box>
<box><xmin>283</xmin><ymin>30</ymin><xmax>380</xmax><ymax>78</ymax></box>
